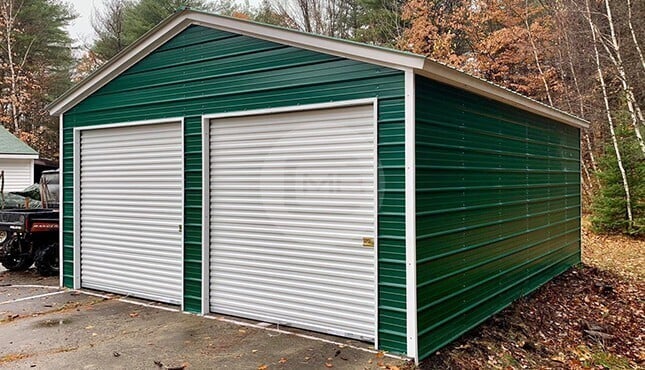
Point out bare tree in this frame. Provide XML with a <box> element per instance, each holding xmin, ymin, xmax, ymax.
<box><xmin>626</xmin><ymin>0</ymin><xmax>645</xmax><ymax>71</ymax></box>
<box><xmin>91</xmin><ymin>0</ymin><xmax>133</xmax><ymax>61</ymax></box>
<box><xmin>585</xmin><ymin>0</ymin><xmax>633</xmax><ymax>226</ymax></box>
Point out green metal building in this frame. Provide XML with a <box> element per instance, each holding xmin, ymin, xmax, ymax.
<box><xmin>48</xmin><ymin>9</ymin><xmax>587</xmax><ymax>361</ymax></box>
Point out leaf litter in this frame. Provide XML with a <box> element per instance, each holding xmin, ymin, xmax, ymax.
<box><xmin>420</xmin><ymin>225</ymin><xmax>643</xmax><ymax>369</ymax></box>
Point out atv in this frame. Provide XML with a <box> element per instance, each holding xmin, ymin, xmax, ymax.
<box><xmin>0</xmin><ymin>170</ymin><xmax>59</xmax><ymax>276</ymax></box>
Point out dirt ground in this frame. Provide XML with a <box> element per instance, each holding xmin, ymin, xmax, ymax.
<box><xmin>420</xmin><ymin>221</ymin><xmax>644</xmax><ymax>370</ymax></box>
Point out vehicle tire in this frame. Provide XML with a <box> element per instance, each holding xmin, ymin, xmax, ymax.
<box><xmin>35</xmin><ymin>243</ymin><xmax>59</xmax><ymax>276</ymax></box>
<box><xmin>1</xmin><ymin>253</ymin><xmax>34</xmax><ymax>271</ymax></box>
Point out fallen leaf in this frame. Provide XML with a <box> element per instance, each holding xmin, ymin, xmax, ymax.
<box><xmin>85</xmin><ymin>326</ymin><xmax>94</xmax><ymax>330</ymax></box>
<box><xmin>257</xmin><ymin>365</ymin><xmax>268</xmax><ymax>370</ymax></box>
<box><xmin>375</xmin><ymin>351</ymin><xmax>385</xmax><ymax>359</ymax></box>
<box><xmin>278</xmin><ymin>357</ymin><xmax>287</xmax><ymax>364</ymax></box>
<box><xmin>129</xmin><ymin>312</ymin><xmax>139</xmax><ymax>318</ymax></box>
<box><xmin>324</xmin><ymin>363</ymin><xmax>334</xmax><ymax>368</ymax></box>
<box><xmin>252</xmin><ymin>350</ymin><xmax>258</xmax><ymax>353</ymax></box>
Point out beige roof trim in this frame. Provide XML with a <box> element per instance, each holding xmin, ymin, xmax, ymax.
<box><xmin>48</xmin><ymin>10</ymin><xmax>588</xmax><ymax>129</ymax></box>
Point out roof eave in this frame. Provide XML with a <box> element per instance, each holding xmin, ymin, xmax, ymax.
<box><xmin>48</xmin><ymin>10</ymin><xmax>588</xmax><ymax>131</ymax></box>
<box><xmin>47</xmin><ymin>10</ymin><xmax>426</xmax><ymax>116</ymax></box>
<box><xmin>418</xmin><ymin>60</ymin><xmax>589</xmax><ymax>129</ymax></box>
<box><xmin>48</xmin><ymin>11</ymin><xmax>194</xmax><ymax>116</ymax></box>
<box><xmin>0</xmin><ymin>153</ymin><xmax>39</xmax><ymax>159</ymax></box>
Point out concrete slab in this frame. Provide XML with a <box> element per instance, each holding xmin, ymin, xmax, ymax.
<box><xmin>0</xmin><ymin>268</ymin><xmax>59</xmax><ymax>287</ymax></box>
<box><xmin>0</xmin><ymin>271</ymin><xmax>412</xmax><ymax>369</ymax></box>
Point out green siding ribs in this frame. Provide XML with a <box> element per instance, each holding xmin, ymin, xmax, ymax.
<box><xmin>61</xmin><ymin>25</ymin><xmax>407</xmax><ymax>354</ymax></box>
<box><xmin>415</xmin><ymin>76</ymin><xmax>581</xmax><ymax>359</ymax></box>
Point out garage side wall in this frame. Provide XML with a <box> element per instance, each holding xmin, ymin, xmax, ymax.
<box><xmin>415</xmin><ymin>76</ymin><xmax>581</xmax><ymax>359</ymax></box>
<box><xmin>61</xmin><ymin>25</ymin><xmax>407</xmax><ymax>353</ymax></box>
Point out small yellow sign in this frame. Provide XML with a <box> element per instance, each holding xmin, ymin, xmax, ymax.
<box><xmin>362</xmin><ymin>237</ymin><xmax>374</xmax><ymax>248</ymax></box>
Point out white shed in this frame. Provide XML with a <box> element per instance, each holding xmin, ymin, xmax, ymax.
<box><xmin>0</xmin><ymin>126</ymin><xmax>38</xmax><ymax>192</ymax></box>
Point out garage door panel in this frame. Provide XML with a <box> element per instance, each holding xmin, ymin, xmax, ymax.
<box><xmin>80</xmin><ymin>122</ymin><xmax>183</xmax><ymax>305</ymax></box>
<box><xmin>209</xmin><ymin>104</ymin><xmax>376</xmax><ymax>341</ymax></box>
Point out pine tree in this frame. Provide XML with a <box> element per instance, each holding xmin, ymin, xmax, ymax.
<box><xmin>591</xmin><ymin>123</ymin><xmax>645</xmax><ymax>235</ymax></box>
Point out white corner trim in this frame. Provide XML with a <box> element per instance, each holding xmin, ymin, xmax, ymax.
<box><xmin>59</xmin><ymin>114</ymin><xmax>64</xmax><ymax>288</ymax></box>
<box><xmin>404</xmin><ymin>69</ymin><xmax>418</xmax><ymax>362</ymax></box>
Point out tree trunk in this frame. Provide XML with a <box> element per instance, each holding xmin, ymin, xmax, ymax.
<box><xmin>601</xmin><ymin>0</ymin><xmax>645</xmax><ymax>155</ymax></box>
<box><xmin>626</xmin><ymin>0</ymin><xmax>645</xmax><ymax>71</ymax></box>
<box><xmin>586</xmin><ymin>0</ymin><xmax>633</xmax><ymax>226</ymax></box>
<box><xmin>525</xmin><ymin>0</ymin><xmax>553</xmax><ymax>106</ymax></box>
<box><xmin>1</xmin><ymin>0</ymin><xmax>20</xmax><ymax>133</ymax></box>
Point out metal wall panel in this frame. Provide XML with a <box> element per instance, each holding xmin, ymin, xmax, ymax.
<box><xmin>79</xmin><ymin>122</ymin><xmax>183</xmax><ymax>304</ymax></box>
<box><xmin>62</xmin><ymin>25</ymin><xmax>407</xmax><ymax>352</ymax></box>
<box><xmin>0</xmin><ymin>159</ymin><xmax>32</xmax><ymax>191</ymax></box>
<box><xmin>415</xmin><ymin>76</ymin><xmax>581</xmax><ymax>359</ymax></box>
<box><xmin>208</xmin><ymin>105</ymin><xmax>376</xmax><ymax>341</ymax></box>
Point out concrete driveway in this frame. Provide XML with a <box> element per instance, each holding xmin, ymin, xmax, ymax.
<box><xmin>0</xmin><ymin>269</ymin><xmax>411</xmax><ymax>370</ymax></box>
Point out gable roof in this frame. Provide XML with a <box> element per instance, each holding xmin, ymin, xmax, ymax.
<box><xmin>48</xmin><ymin>9</ymin><xmax>588</xmax><ymax>129</ymax></box>
<box><xmin>0</xmin><ymin>126</ymin><xmax>38</xmax><ymax>157</ymax></box>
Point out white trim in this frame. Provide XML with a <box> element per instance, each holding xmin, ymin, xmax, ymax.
<box><xmin>180</xmin><ymin>118</ymin><xmax>185</xmax><ymax>311</ymax></box>
<box><xmin>201</xmin><ymin>115</ymin><xmax>210</xmax><ymax>315</ymax></box>
<box><xmin>29</xmin><ymin>159</ymin><xmax>35</xmax><ymax>185</ymax></box>
<box><xmin>0</xmin><ymin>154</ymin><xmax>39</xmax><ymax>160</ymax></box>
<box><xmin>72</xmin><ymin>117</ymin><xmax>185</xmax><ymax>299</ymax></box>
<box><xmin>201</xmin><ymin>98</ymin><xmax>379</xmax><ymax>121</ymax></box>
<box><xmin>47</xmin><ymin>10</ymin><xmax>588</xmax><ymax>130</ymax></box>
<box><xmin>188</xmin><ymin>12</ymin><xmax>422</xmax><ymax>72</ymax></box>
<box><xmin>372</xmin><ymin>100</ymin><xmax>379</xmax><ymax>350</ymax></box>
<box><xmin>201</xmin><ymin>98</ymin><xmax>379</xmax><ymax>344</ymax></box>
<box><xmin>72</xmin><ymin>127</ymin><xmax>80</xmax><ymax>289</ymax></box>
<box><xmin>59</xmin><ymin>114</ymin><xmax>64</xmax><ymax>287</ymax></box>
<box><xmin>49</xmin><ymin>15</ymin><xmax>192</xmax><ymax>116</ymax></box>
<box><xmin>404</xmin><ymin>69</ymin><xmax>418</xmax><ymax>362</ymax></box>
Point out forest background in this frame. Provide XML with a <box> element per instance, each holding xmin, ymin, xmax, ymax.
<box><xmin>0</xmin><ymin>0</ymin><xmax>642</xmax><ymax>234</ymax></box>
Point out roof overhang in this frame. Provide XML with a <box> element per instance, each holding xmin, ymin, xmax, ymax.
<box><xmin>0</xmin><ymin>153</ymin><xmax>39</xmax><ymax>160</ymax></box>
<box><xmin>48</xmin><ymin>9</ymin><xmax>588</xmax><ymax>129</ymax></box>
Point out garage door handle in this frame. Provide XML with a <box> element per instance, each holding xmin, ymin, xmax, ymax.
<box><xmin>178</xmin><ymin>224</ymin><xmax>182</xmax><ymax>233</ymax></box>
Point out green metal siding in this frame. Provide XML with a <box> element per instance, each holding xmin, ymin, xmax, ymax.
<box><xmin>415</xmin><ymin>76</ymin><xmax>581</xmax><ymax>359</ymax></box>
<box><xmin>61</xmin><ymin>25</ymin><xmax>407</xmax><ymax>353</ymax></box>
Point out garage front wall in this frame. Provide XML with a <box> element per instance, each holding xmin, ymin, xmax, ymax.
<box><xmin>61</xmin><ymin>25</ymin><xmax>407</xmax><ymax>352</ymax></box>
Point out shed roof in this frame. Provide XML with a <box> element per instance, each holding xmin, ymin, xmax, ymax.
<box><xmin>48</xmin><ymin>9</ymin><xmax>588</xmax><ymax>129</ymax></box>
<box><xmin>0</xmin><ymin>126</ymin><xmax>38</xmax><ymax>157</ymax></box>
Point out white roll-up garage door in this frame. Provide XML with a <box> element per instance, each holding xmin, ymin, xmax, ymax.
<box><xmin>79</xmin><ymin>122</ymin><xmax>183</xmax><ymax>304</ymax></box>
<box><xmin>209</xmin><ymin>103</ymin><xmax>376</xmax><ymax>341</ymax></box>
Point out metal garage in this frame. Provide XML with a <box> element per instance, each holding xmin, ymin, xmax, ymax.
<box><xmin>49</xmin><ymin>9</ymin><xmax>587</xmax><ymax>362</ymax></box>
<box><xmin>77</xmin><ymin>121</ymin><xmax>183</xmax><ymax>304</ymax></box>
<box><xmin>206</xmin><ymin>102</ymin><xmax>377</xmax><ymax>341</ymax></box>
